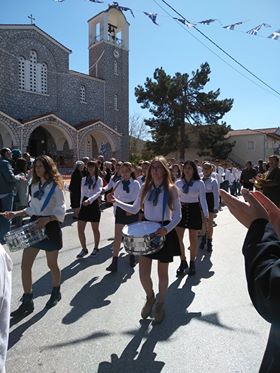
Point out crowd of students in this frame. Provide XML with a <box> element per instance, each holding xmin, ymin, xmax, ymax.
<box><xmin>0</xmin><ymin>148</ymin><xmax>280</xmax><ymax>372</ymax></box>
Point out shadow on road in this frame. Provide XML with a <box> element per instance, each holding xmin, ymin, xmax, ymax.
<box><xmin>30</xmin><ymin>243</ymin><xmax>114</xmax><ymax>299</ymax></box>
<box><xmin>62</xmin><ymin>258</ymin><xmax>135</xmax><ymax>324</ymax></box>
<box><xmin>8</xmin><ymin>308</ymin><xmax>48</xmax><ymax>350</ymax></box>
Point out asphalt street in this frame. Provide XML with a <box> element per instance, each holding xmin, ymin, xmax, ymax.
<box><xmin>6</xmin><ymin>193</ymin><xmax>269</xmax><ymax>373</ymax></box>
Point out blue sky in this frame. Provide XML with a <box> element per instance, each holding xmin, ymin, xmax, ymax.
<box><xmin>1</xmin><ymin>0</ymin><xmax>280</xmax><ymax>130</ymax></box>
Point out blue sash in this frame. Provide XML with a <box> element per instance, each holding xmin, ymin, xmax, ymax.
<box><xmin>40</xmin><ymin>183</ymin><xmax>56</xmax><ymax>212</ymax></box>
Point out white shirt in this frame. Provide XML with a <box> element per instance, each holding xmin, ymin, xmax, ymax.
<box><xmin>25</xmin><ymin>182</ymin><xmax>66</xmax><ymax>223</ymax></box>
<box><xmin>115</xmin><ymin>184</ymin><xmax>181</xmax><ymax>233</ymax></box>
<box><xmin>103</xmin><ymin>175</ymin><xmax>121</xmax><ymax>192</ymax></box>
<box><xmin>113</xmin><ymin>178</ymin><xmax>140</xmax><ymax>203</ymax></box>
<box><xmin>176</xmin><ymin>179</ymin><xmax>209</xmax><ymax>218</ymax></box>
<box><xmin>0</xmin><ymin>244</ymin><xmax>12</xmax><ymax>373</ymax></box>
<box><xmin>80</xmin><ymin>176</ymin><xmax>103</xmax><ymax>205</ymax></box>
<box><xmin>202</xmin><ymin>176</ymin><xmax>219</xmax><ymax>211</ymax></box>
<box><xmin>137</xmin><ymin>175</ymin><xmax>146</xmax><ymax>186</ymax></box>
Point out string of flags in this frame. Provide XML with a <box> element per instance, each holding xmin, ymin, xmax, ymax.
<box><xmin>53</xmin><ymin>0</ymin><xmax>280</xmax><ymax>41</ymax></box>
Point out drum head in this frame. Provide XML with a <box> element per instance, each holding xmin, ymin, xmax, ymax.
<box><xmin>122</xmin><ymin>221</ymin><xmax>161</xmax><ymax>237</ymax></box>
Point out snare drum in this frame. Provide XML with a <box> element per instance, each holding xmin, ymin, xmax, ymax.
<box><xmin>122</xmin><ymin>221</ymin><xmax>165</xmax><ymax>256</ymax></box>
<box><xmin>4</xmin><ymin>222</ymin><xmax>47</xmax><ymax>252</ymax></box>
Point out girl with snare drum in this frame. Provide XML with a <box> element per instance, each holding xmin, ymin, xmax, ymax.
<box><xmin>4</xmin><ymin>155</ymin><xmax>66</xmax><ymax>317</ymax></box>
<box><xmin>108</xmin><ymin>156</ymin><xmax>181</xmax><ymax>324</ymax></box>
<box><xmin>106</xmin><ymin>162</ymin><xmax>140</xmax><ymax>272</ymax></box>
<box><xmin>76</xmin><ymin>161</ymin><xmax>103</xmax><ymax>258</ymax></box>
<box><xmin>175</xmin><ymin>161</ymin><xmax>209</xmax><ymax>276</ymax></box>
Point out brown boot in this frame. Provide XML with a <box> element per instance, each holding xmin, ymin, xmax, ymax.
<box><xmin>153</xmin><ymin>302</ymin><xmax>165</xmax><ymax>324</ymax></box>
<box><xmin>141</xmin><ymin>294</ymin><xmax>155</xmax><ymax>319</ymax></box>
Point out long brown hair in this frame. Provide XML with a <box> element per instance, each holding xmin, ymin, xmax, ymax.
<box><xmin>32</xmin><ymin>155</ymin><xmax>64</xmax><ymax>190</ymax></box>
<box><xmin>140</xmin><ymin>156</ymin><xmax>175</xmax><ymax>209</ymax></box>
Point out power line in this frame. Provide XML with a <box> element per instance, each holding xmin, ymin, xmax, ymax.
<box><xmin>159</xmin><ymin>0</ymin><xmax>280</xmax><ymax>98</ymax></box>
<box><xmin>152</xmin><ymin>0</ymin><xmax>280</xmax><ymax>100</ymax></box>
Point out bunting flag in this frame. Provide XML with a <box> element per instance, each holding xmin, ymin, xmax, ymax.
<box><xmin>198</xmin><ymin>19</ymin><xmax>217</xmax><ymax>25</ymax></box>
<box><xmin>247</xmin><ymin>23</ymin><xmax>271</xmax><ymax>36</ymax></box>
<box><xmin>112</xmin><ymin>2</ymin><xmax>135</xmax><ymax>17</ymax></box>
<box><xmin>51</xmin><ymin>1</ymin><xmax>280</xmax><ymax>42</ymax></box>
<box><xmin>143</xmin><ymin>12</ymin><xmax>159</xmax><ymax>25</ymax></box>
<box><xmin>223</xmin><ymin>21</ymin><xmax>244</xmax><ymax>30</ymax></box>
<box><xmin>174</xmin><ymin>18</ymin><xmax>196</xmax><ymax>27</ymax></box>
<box><xmin>268</xmin><ymin>29</ymin><xmax>280</xmax><ymax>40</ymax></box>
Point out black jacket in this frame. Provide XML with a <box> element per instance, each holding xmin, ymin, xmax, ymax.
<box><xmin>242</xmin><ymin>219</ymin><xmax>280</xmax><ymax>373</ymax></box>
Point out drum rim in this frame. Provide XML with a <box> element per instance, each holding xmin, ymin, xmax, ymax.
<box><xmin>122</xmin><ymin>221</ymin><xmax>161</xmax><ymax>237</ymax></box>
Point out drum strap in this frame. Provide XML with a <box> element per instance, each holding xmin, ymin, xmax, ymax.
<box><xmin>40</xmin><ymin>183</ymin><xmax>56</xmax><ymax>212</ymax></box>
<box><xmin>161</xmin><ymin>189</ymin><xmax>168</xmax><ymax>226</ymax></box>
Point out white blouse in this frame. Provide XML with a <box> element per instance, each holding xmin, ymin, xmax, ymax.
<box><xmin>103</xmin><ymin>175</ymin><xmax>121</xmax><ymax>192</ymax></box>
<box><xmin>25</xmin><ymin>182</ymin><xmax>66</xmax><ymax>223</ymax></box>
<box><xmin>202</xmin><ymin>177</ymin><xmax>219</xmax><ymax>211</ymax></box>
<box><xmin>115</xmin><ymin>184</ymin><xmax>182</xmax><ymax>233</ymax></box>
<box><xmin>80</xmin><ymin>176</ymin><xmax>103</xmax><ymax>205</ymax></box>
<box><xmin>176</xmin><ymin>179</ymin><xmax>209</xmax><ymax>218</ymax></box>
<box><xmin>113</xmin><ymin>178</ymin><xmax>140</xmax><ymax>203</ymax></box>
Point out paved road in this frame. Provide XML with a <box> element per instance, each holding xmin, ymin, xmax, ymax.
<box><xmin>6</xmin><ymin>195</ymin><xmax>269</xmax><ymax>373</ymax></box>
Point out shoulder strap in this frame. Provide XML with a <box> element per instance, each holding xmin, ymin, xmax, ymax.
<box><xmin>161</xmin><ymin>188</ymin><xmax>168</xmax><ymax>226</ymax></box>
<box><xmin>40</xmin><ymin>183</ymin><xmax>56</xmax><ymax>212</ymax></box>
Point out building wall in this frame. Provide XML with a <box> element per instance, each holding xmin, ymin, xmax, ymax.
<box><xmin>0</xmin><ymin>28</ymin><xmax>105</xmax><ymax>126</ymax></box>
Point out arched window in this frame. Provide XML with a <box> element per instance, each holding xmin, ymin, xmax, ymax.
<box><xmin>18</xmin><ymin>56</ymin><xmax>25</xmax><ymax>90</ymax></box>
<box><xmin>114</xmin><ymin>94</ymin><xmax>118</xmax><ymax>111</ymax></box>
<box><xmin>80</xmin><ymin>85</ymin><xmax>86</xmax><ymax>103</ymax></box>
<box><xmin>114</xmin><ymin>60</ymin><xmax>118</xmax><ymax>75</ymax></box>
<box><xmin>18</xmin><ymin>51</ymin><xmax>48</xmax><ymax>94</ymax></box>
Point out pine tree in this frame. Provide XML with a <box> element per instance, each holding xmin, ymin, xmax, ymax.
<box><xmin>135</xmin><ymin>63</ymin><xmax>234</xmax><ymax>160</ymax></box>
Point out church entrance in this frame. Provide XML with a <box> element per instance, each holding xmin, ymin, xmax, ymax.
<box><xmin>27</xmin><ymin>126</ymin><xmax>57</xmax><ymax>159</ymax></box>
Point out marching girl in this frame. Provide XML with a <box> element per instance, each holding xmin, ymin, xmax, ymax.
<box><xmin>175</xmin><ymin>160</ymin><xmax>209</xmax><ymax>276</ymax></box>
<box><xmin>106</xmin><ymin>162</ymin><xmax>140</xmax><ymax>272</ymax></box>
<box><xmin>137</xmin><ymin>161</ymin><xmax>151</xmax><ymax>186</ymax></box>
<box><xmin>4</xmin><ymin>155</ymin><xmax>66</xmax><ymax>317</ymax></box>
<box><xmin>108</xmin><ymin>156</ymin><xmax>181</xmax><ymax>324</ymax></box>
<box><xmin>200</xmin><ymin>162</ymin><xmax>219</xmax><ymax>252</ymax></box>
<box><xmin>103</xmin><ymin>161</ymin><xmax>123</xmax><ymax>193</ymax></box>
<box><xmin>76</xmin><ymin>161</ymin><xmax>103</xmax><ymax>258</ymax></box>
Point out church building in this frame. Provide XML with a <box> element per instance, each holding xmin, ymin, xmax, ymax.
<box><xmin>0</xmin><ymin>4</ymin><xmax>129</xmax><ymax>166</ymax></box>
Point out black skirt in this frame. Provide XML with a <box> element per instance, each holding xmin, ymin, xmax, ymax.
<box><xmin>206</xmin><ymin>192</ymin><xmax>215</xmax><ymax>213</ymax></box>
<box><xmin>30</xmin><ymin>216</ymin><xmax>63</xmax><ymax>251</ymax></box>
<box><xmin>145</xmin><ymin>220</ymin><xmax>180</xmax><ymax>263</ymax></box>
<box><xmin>178</xmin><ymin>202</ymin><xmax>202</xmax><ymax>230</ymax></box>
<box><xmin>115</xmin><ymin>203</ymin><xmax>139</xmax><ymax>225</ymax></box>
<box><xmin>78</xmin><ymin>198</ymin><xmax>101</xmax><ymax>223</ymax></box>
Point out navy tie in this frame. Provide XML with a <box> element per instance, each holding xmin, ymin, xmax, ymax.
<box><xmin>33</xmin><ymin>182</ymin><xmax>49</xmax><ymax>200</ymax></box>
<box><xmin>85</xmin><ymin>176</ymin><xmax>94</xmax><ymax>189</ymax></box>
<box><xmin>182</xmin><ymin>180</ymin><xmax>193</xmax><ymax>194</ymax></box>
<box><xmin>148</xmin><ymin>186</ymin><xmax>161</xmax><ymax>206</ymax></box>
<box><xmin>122</xmin><ymin>180</ymin><xmax>130</xmax><ymax>193</ymax></box>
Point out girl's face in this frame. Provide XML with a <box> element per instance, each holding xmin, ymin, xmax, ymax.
<box><xmin>87</xmin><ymin>165</ymin><xmax>96</xmax><ymax>176</ymax></box>
<box><xmin>183</xmin><ymin>164</ymin><xmax>194</xmax><ymax>179</ymax></box>
<box><xmin>78</xmin><ymin>164</ymin><xmax>84</xmax><ymax>171</ymax></box>
<box><xmin>34</xmin><ymin>160</ymin><xmax>46</xmax><ymax>179</ymax></box>
<box><xmin>150</xmin><ymin>161</ymin><xmax>165</xmax><ymax>182</ymax></box>
<box><xmin>121</xmin><ymin>166</ymin><xmax>131</xmax><ymax>180</ymax></box>
<box><xmin>203</xmin><ymin>167</ymin><xmax>212</xmax><ymax>178</ymax></box>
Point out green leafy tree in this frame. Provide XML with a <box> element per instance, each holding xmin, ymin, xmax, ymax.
<box><xmin>135</xmin><ymin>63</ymin><xmax>233</xmax><ymax>159</ymax></box>
<box><xmin>197</xmin><ymin>123</ymin><xmax>235</xmax><ymax>159</ymax></box>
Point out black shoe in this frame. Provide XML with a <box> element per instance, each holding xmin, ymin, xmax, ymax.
<box><xmin>11</xmin><ymin>293</ymin><xmax>34</xmax><ymax>318</ymax></box>
<box><xmin>91</xmin><ymin>248</ymin><xmax>99</xmax><ymax>256</ymax></box>
<box><xmin>188</xmin><ymin>261</ymin><xmax>196</xmax><ymax>276</ymax></box>
<box><xmin>106</xmin><ymin>257</ymin><xmax>118</xmax><ymax>272</ymax></box>
<box><xmin>199</xmin><ymin>235</ymin><xmax>206</xmax><ymax>250</ymax></box>
<box><xmin>76</xmin><ymin>249</ymin><xmax>88</xmax><ymax>258</ymax></box>
<box><xmin>207</xmin><ymin>239</ymin><xmax>213</xmax><ymax>252</ymax></box>
<box><xmin>45</xmin><ymin>287</ymin><xmax>61</xmax><ymax>309</ymax></box>
<box><xmin>129</xmin><ymin>254</ymin><xmax>136</xmax><ymax>268</ymax></box>
<box><xmin>176</xmin><ymin>260</ymin><xmax>188</xmax><ymax>277</ymax></box>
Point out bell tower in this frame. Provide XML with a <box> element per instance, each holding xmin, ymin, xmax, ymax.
<box><xmin>88</xmin><ymin>5</ymin><xmax>129</xmax><ymax>159</ymax></box>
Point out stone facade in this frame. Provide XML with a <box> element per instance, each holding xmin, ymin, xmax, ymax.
<box><xmin>0</xmin><ymin>5</ymin><xmax>129</xmax><ymax>162</ymax></box>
